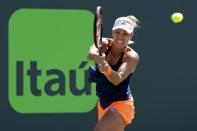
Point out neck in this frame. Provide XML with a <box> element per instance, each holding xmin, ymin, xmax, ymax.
<box><xmin>110</xmin><ymin>45</ymin><xmax>127</xmax><ymax>56</ymax></box>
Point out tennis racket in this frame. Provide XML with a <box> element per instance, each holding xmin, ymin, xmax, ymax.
<box><xmin>93</xmin><ymin>6</ymin><xmax>103</xmax><ymax>56</ymax></box>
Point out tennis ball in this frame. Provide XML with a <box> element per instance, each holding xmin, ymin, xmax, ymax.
<box><xmin>171</xmin><ymin>12</ymin><xmax>183</xmax><ymax>23</ymax></box>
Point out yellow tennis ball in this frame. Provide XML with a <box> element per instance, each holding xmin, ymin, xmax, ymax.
<box><xmin>171</xmin><ymin>12</ymin><xmax>183</xmax><ymax>23</ymax></box>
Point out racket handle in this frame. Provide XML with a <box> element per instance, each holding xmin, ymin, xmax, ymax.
<box><xmin>99</xmin><ymin>50</ymin><xmax>102</xmax><ymax>56</ymax></box>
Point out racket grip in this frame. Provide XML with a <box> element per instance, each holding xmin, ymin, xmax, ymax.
<box><xmin>99</xmin><ymin>51</ymin><xmax>102</xmax><ymax>56</ymax></box>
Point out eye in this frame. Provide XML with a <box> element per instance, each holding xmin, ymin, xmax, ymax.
<box><xmin>114</xmin><ymin>31</ymin><xmax>119</xmax><ymax>35</ymax></box>
<box><xmin>122</xmin><ymin>31</ymin><xmax>129</xmax><ymax>36</ymax></box>
<box><xmin>123</xmin><ymin>32</ymin><xmax>128</xmax><ymax>36</ymax></box>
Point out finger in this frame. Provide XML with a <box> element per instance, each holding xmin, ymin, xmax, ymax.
<box><xmin>97</xmin><ymin>64</ymin><xmax>103</xmax><ymax>72</ymax></box>
<box><xmin>101</xmin><ymin>53</ymin><xmax>106</xmax><ymax>59</ymax></box>
<box><xmin>95</xmin><ymin>56</ymin><xmax>99</xmax><ymax>63</ymax></box>
<box><xmin>97</xmin><ymin>56</ymin><xmax>104</xmax><ymax>64</ymax></box>
<box><xmin>102</xmin><ymin>62</ymin><xmax>109</xmax><ymax>71</ymax></box>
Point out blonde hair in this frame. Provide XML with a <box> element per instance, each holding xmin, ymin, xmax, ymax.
<box><xmin>126</xmin><ymin>15</ymin><xmax>140</xmax><ymax>45</ymax></box>
<box><xmin>126</xmin><ymin>15</ymin><xmax>140</xmax><ymax>30</ymax></box>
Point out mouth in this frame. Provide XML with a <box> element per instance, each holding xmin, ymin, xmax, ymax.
<box><xmin>116</xmin><ymin>40</ymin><xmax>124</xmax><ymax>44</ymax></box>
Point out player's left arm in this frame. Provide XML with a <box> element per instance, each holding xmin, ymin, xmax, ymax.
<box><xmin>106</xmin><ymin>50</ymin><xmax>139</xmax><ymax>86</ymax></box>
<box><xmin>87</xmin><ymin>38</ymin><xmax>111</xmax><ymax>61</ymax></box>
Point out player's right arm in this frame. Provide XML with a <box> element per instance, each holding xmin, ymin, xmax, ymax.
<box><xmin>87</xmin><ymin>44</ymin><xmax>99</xmax><ymax>61</ymax></box>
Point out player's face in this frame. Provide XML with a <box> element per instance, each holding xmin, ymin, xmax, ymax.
<box><xmin>112</xmin><ymin>29</ymin><xmax>133</xmax><ymax>47</ymax></box>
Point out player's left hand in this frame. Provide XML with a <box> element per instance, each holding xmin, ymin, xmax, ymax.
<box><xmin>95</xmin><ymin>53</ymin><xmax>106</xmax><ymax>65</ymax></box>
<box><xmin>97</xmin><ymin>61</ymin><xmax>109</xmax><ymax>73</ymax></box>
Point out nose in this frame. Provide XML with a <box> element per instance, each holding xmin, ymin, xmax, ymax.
<box><xmin>117</xmin><ymin>33</ymin><xmax>124</xmax><ymax>40</ymax></box>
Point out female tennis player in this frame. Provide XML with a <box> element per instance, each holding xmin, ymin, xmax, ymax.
<box><xmin>88</xmin><ymin>15</ymin><xmax>140</xmax><ymax>131</ymax></box>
